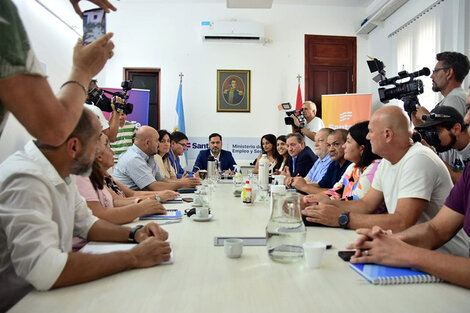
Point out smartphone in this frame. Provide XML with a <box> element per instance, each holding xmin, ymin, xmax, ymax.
<box><xmin>338</xmin><ymin>250</ymin><xmax>355</xmax><ymax>262</ymax></box>
<box><xmin>83</xmin><ymin>8</ymin><xmax>106</xmax><ymax>46</ymax></box>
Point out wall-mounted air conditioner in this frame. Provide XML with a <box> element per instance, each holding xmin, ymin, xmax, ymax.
<box><xmin>201</xmin><ymin>21</ymin><xmax>264</xmax><ymax>41</ymax></box>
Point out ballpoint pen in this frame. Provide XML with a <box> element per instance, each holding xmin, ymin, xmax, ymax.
<box><xmin>158</xmin><ymin>220</ymin><xmax>182</xmax><ymax>225</ymax></box>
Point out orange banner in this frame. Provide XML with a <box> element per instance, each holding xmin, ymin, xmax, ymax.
<box><xmin>321</xmin><ymin>94</ymin><xmax>372</xmax><ymax>129</ymax></box>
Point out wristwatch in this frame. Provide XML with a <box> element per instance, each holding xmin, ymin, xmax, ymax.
<box><xmin>338</xmin><ymin>212</ymin><xmax>350</xmax><ymax>229</ymax></box>
<box><xmin>128</xmin><ymin>225</ymin><xmax>144</xmax><ymax>243</ymax></box>
<box><xmin>155</xmin><ymin>194</ymin><xmax>161</xmax><ymax>202</ymax></box>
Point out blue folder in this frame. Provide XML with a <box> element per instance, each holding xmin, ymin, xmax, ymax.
<box><xmin>350</xmin><ymin>263</ymin><xmax>441</xmax><ymax>285</ymax></box>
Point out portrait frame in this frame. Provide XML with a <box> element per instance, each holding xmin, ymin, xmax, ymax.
<box><xmin>217</xmin><ymin>69</ymin><xmax>251</xmax><ymax>112</ymax></box>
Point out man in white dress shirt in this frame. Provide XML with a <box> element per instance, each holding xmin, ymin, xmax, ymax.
<box><xmin>0</xmin><ymin>109</ymin><xmax>171</xmax><ymax>312</ymax></box>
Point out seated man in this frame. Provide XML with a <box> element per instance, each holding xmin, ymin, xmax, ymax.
<box><xmin>113</xmin><ymin>126</ymin><xmax>200</xmax><ymax>191</ymax></box>
<box><xmin>169</xmin><ymin>131</ymin><xmax>193</xmax><ymax>178</ymax></box>
<box><xmin>283</xmin><ymin>133</ymin><xmax>317</xmax><ymax>178</ymax></box>
<box><xmin>193</xmin><ymin>133</ymin><xmax>236</xmax><ymax>173</ymax></box>
<box><xmin>0</xmin><ymin>109</ymin><xmax>171</xmax><ymax>312</ymax></box>
<box><xmin>303</xmin><ymin>128</ymin><xmax>333</xmax><ymax>183</ymax></box>
<box><xmin>416</xmin><ymin>105</ymin><xmax>470</xmax><ymax>183</ymax></box>
<box><xmin>348</xmin><ymin>162</ymin><xmax>470</xmax><ymax>289</ymax></box>
<box><xmin>110</xmin><ymin>110</ymin><xmax>140</xmax><ymax>163</ymax></box>
<box><xmin>291</xmin><ymin>129</ymin><xmax>350</xmax><ymax>193</ymax></box>
<box><xmin>302</xmin><ymin>106</ymin><xmax>468</xmax><ymax>256</ymax></box>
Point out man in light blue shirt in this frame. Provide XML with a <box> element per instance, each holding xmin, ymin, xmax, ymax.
<box><xmin>305</xmin><ymin>128</ymin><xmax>333</xmax><ymax>183</ymax></box>
<box><xmin>113</xmin><ymin>126</ymin><xmax>199</xmax><ymax>191</ymax></box>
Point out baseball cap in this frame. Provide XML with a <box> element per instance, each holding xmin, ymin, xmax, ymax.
<box><xmin>415</xmin><ymin>105</ymin><xmax>465</xmax><ymax>129</ymax></box>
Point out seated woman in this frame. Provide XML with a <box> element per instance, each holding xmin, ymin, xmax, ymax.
<box><xmin>253</xmin><ymin>134</ymin><xmax>283</xmax><ymax>174</ymax></box>
<box><xmin>155</xmin><ymin>129</ymin><xmax>177</xmax><ymax>179</ymax></box>
<box><xmin>76</xmin><ymin>133</ymin><xmax>175</xmax><ymax>224</ymax></box>
<box><xmin>307</xmin><ymin>121</ymin><xmax>381</xmax><ymax>203</ymax></box>
<box><xmin>274</xmin><ymin>135</ymin><xmax>288</xmax><ymax>174</ymax></box>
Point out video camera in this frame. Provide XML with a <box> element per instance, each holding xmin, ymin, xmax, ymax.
<box><xmin>413</xmin><ymin>109</ymin><xmax>465</xmax><ymax>152</ymax></box>
<box><xmin>281</xmin><ymin>103</ymin><xmax>306</xmax><ymax>133</ymax></box>
<box><xmin>87</xmin><ymin>80</ymin><xmax>134</xmax><ymax>115</ymax></box>
<box><xmin>367</xmin><ymin>58</ymin><xmax>430</xmax><ymax>116</ymax></box>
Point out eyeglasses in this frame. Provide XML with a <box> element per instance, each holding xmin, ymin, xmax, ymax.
<box><xmin>176</xmin><ymin>142</ymin><xmax>188</xmax><ymax>149</ymax></box>
<box><xmin>432</xmin><ymin>67</ymin><xmax>450</xmax><ymax>74</ymax></box>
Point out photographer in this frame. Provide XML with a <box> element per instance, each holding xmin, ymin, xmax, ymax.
<box><xmin>412</xmin><ymin>52</ymin><xmax>469</xmax><ymax>126</ymax></box>
<box><xmin>85</xmin><ymin>79</ymin><xmax>120</xmax><ymax>142</ymax></box>
<box><xmin>291</xmin><ymin>101</ymin><xmax>325</xmax><ymax>150</ymax></box>
<box><xmin>415</xmin><ymin>106</ymin><xmax>470</xmax><ymax>183</ymax></box>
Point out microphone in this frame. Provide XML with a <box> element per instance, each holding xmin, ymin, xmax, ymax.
<box><xmin>409</xmin><ymin>67</ymin><xmax>431</xmax><ymax>78</ymax></box>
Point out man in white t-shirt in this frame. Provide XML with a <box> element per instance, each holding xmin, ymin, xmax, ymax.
<box><xmin>292</xmin><ymin>101</ymin><xmax>325</xmax><ymax>150</ymax></box>
<box><xmin>302</xmin><ymin>106</ymin><xmax>468</xmax><ymax>256</ymax></box>
<box><xmin>415</xmin><ymin>105</ymin><xmax>470</xmax><ymax>183</ymax></box>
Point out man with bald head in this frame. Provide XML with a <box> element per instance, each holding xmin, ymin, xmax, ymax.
<box><xmin>302</xmin><ymin>106</ymin><xmax>468</xmax><ymax>256</ymax></box>
<box><xmin>113</xmin><ymin>126</ymin><xmax>200</xmax><ymax>191</ymax></box>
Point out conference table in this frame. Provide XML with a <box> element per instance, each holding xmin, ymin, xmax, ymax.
<box><xmin>9</xmin><ymin>182</ymin><xmax>470</xmax><ymax>313</ymax></box>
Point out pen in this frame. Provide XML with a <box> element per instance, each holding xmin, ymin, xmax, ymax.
<box><xmin>158</xmin><ymin>220</ymin><xmax>181</xmax><ymax>225</ymax></box>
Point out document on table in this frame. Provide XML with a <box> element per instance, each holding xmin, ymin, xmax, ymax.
<box><xmin>80</xmin><ymin>242</ymin><xmax>174</xmax><ymax>264</ymax></box>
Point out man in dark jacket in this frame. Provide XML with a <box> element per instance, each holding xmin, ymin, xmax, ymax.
<box><xmin>285</xmin><ymin>133</ymin><xmax>317</xmax><ymax>177</ymax></box>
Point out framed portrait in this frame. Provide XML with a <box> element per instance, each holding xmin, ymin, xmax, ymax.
<box><xmin>217</xmin><ymin>69</ymin><xmax>251</xmax><ymax>112</ymax></box>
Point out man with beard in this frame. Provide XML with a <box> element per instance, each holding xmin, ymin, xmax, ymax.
<box><xmin>0</xmin><ymin>109</ymin><xmax>171</xmax><ymax>312</ymax></box>
<box><xmin>192</xmin><ymin>133</ymin><xmax>236</xmax><ymax>174</ymax></box>
<box><xmin>413</xmin><ymin>52</ymin><xmax>469</xmax><ymax>126</ymax></box>
<box><xmin>416</xmin><ymin>106</ymin><xmax>470</xmax><ymax>183</ymax></box>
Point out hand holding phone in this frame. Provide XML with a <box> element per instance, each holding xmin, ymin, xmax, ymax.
<box><xmin>83</xmin><ymin>8</ymin><xmax>106</xmax><ymax>46</ymax></box>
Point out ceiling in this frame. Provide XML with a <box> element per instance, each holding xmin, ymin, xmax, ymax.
<box><xmin>116</xmin><ymin>0</ymin><xmax>375</xmax><ymax>7</ymax></box>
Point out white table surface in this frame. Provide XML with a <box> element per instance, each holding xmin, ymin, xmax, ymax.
<box><xmin>9</xmin><ymin>183</ymin><xmax>470</xmax><ymax>313</ymax></box>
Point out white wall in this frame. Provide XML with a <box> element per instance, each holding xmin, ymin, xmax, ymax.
<box><xmin>9</xmin><ymin>1</ymin><xmax>469</xmax><ymax>162</ymax></box>
<box><xmin>97</xmin><ymin>2</ymin><xmax>369</xmax><ymax>138</ymax></box>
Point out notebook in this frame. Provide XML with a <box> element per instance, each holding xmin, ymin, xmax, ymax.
<box><xmin>350</xmin><ymin>263</ymin><xmax>441</xmax><ymax>285</ymax></box>
<box><xmin>139</xmin><ymin>209</ymin><xmax>183</xmax><ymax>220</ymax></box>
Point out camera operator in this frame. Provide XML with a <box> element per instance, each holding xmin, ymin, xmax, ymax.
<box><xmin>85</xmin><ymin>79</ymin><xmax>120</xmax><ymax>142</ymax></box>
<box><xmin>291</xmin><ymin>101</ymin><xmax>325</xmax><ymax>150</ymax></box>
<box><xmin>416</xmin><ymin>106</ymin><xmax>470</xmax><ymax>184</ymax></box>
<box><xmin>412</xmin><ymin>52</ymin><xmax>469</xmax><ymax>126</ymax></box>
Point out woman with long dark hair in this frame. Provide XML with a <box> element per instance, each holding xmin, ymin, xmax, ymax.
<box><xmin>155</xmin><ymin>129</ymin><xmax>177</xmax><ymax>179</ymax></box>
<box><xmin>253</xmin><ymin>134</ymin><xmax>283</xmax><ymax>174</ymax></box>
<box><xmin>274</xmin><ymin>135</ymin><xmax>288</xmax><ymax>173</ymax></box>
<box><xmin>325</xmin><ymin>121</ymin><xmax>381</xmax><ymax>200</ymax></box>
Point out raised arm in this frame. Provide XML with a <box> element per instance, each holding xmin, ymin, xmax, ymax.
<box><xmin>0</xmin><ymin>34</ymin><xmax>114</xmax><ymax>146</ymax></box>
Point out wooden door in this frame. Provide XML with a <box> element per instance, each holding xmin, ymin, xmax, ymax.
<box><xmin>305</xmin><ymin>35</ymin><xmax>356</xmax><ymax>118</ymax></box>
<box><xmin>125</xmin><ymin>68</ymin><xmax>161</xmax><ymax>129</ymax></box>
